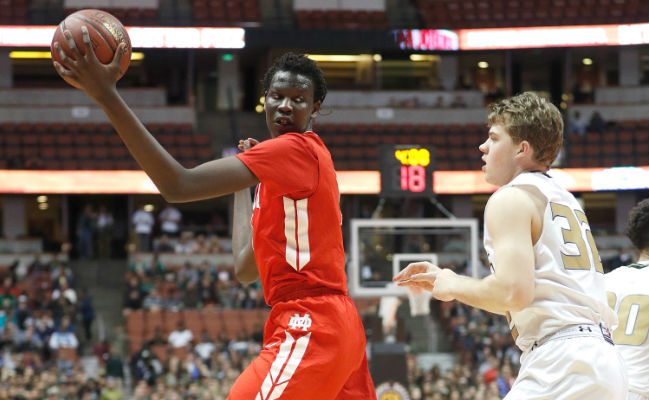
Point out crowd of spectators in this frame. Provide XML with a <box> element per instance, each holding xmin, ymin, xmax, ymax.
<box><xmin>125</xmin><ymin>329</ymin><xmax>262</xmax><ymax>399</ymax></box>
<box><xmin>403</xmin><ymin>300</ymin><xmax>519</xmax><ymax>400</ymax></box>
<box><xmin>0</xmin><ymin>248</ymin><xmax>267</xmax><ymax>398</ymax></box>
<box><xmin>124</xmin><ymin>254</ymin><xmax>265</xmax><ymax>314</ymax></box>
<box><xmin>0</xmin><ymin>255</ymin><xmax>102</xmax><ymax>398</ymax></box>
<box><xmin>1</xmin><ymin>237</ymin><xmax>633</xmax><ymax>398</ymax></box>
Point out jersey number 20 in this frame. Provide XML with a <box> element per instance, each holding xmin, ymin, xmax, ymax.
<box><xmin>607</xmin><ymin>293</ymin><xmax>649</xmax><ymax>346</ymax></box>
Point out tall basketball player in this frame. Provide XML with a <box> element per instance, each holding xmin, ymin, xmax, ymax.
<box><xmin>54</xmin><ymin>29</ymin><xmax>375</xmax><ymax>399</ymax></box>
<box><xmin>395</xmin><ymin>92</ymin><xmax>627</xmax><ymax>399</ymax></box>
<box><xmin>605</xmin><ymin>198</ymin><xmax>649</xmax><ymax>400</ymax></box>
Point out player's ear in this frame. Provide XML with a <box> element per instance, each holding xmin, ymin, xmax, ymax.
<box><xmin>311</xmin><ymin>100</ymin><xmax>321</xmax><ymax>118</ymax></box>
<box><xmin>517</xmin><ymin>140</ymin><xmax>531</xmax><ymax>156</ymax></box>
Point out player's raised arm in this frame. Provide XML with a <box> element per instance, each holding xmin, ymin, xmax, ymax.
<box><xmin>53</xmin><ymin>26</ymin><xmax>258</xmax><ymax>203</ymax></box>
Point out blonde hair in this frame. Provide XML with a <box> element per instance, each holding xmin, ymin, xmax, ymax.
<box><xmin>487</xmin><ymin>92</ymin><xmax>563</xmax><ymax>168</ymax></box>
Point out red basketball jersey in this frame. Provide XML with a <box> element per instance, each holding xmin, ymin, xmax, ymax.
<box><xmin>236</xmin><ymin>131</ymin><xmax>347</xmax><ymax>306</ymax></box>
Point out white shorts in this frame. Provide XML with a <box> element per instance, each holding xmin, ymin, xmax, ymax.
<box><xmin>506</xmin><ymin>325</ymin><xmax>628</xmax><ymax>400</ymax></box>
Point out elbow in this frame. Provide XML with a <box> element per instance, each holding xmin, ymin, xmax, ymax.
<box><xmin>160</xmin><ymin>192</ymin><xmax>185</xmax><ymax>203</ymax></box>
<box><xmin>234</xmin><ymin>260</ymin><xmax>259</xmax><ymax>284</ymax></box>
<box><xmin>506</xmin><ymin>287</ymin><xmax>534</xmax><ymax>312</ymax></box>
<box><xmin>156</xmin><ymin>169</ymin><xmax>192</xmax><ymax>203</ymax></box>
<box><xmin>235</xmin><ymin>269</ymin><xmax>258</xmax><ymax>285</ymax></box>
<box><xmin>158</xmin><ymin>185</ymin><xmax>190</xmax><ymax>203</ymax></box>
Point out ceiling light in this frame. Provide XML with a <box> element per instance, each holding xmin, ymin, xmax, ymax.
<box><xmin>10</xmin><ymin>50</ymin><xmax>145</xmax><ymax>61</ymax></box>
<box><xmin>409</xmin><ymin>54</ymin><xmax>437</xmax><ymax>62</ymax></box>
<box><xmin>305</xmin><ymin>54</ymin><xmax>373</xmax><ymax>62</ymax></box>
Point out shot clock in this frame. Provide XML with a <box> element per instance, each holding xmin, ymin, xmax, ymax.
<box><xmin>379</xmin><ymin>145</ymin><xmax>434</xmax><ymax>197</ymax></box>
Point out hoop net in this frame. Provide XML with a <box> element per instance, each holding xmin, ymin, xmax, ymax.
<box><xmin>406</xmin><ymin>287</ymin><xmax>432</xmax><ymax>317</ymax></box>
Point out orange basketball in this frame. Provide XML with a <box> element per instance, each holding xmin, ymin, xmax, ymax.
<box><xmin>51</xmin><ymin>9</ymin><xmax>131</xmax><ymax>88</ymax></box>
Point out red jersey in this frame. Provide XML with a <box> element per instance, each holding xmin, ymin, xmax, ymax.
<box><xmin>236</xmin><ymin>131</ymin><xmax>347</xmax><ymax>306</ymax></box>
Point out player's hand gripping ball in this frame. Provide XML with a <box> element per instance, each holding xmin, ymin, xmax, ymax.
<box><xmin>51</xmin><ymin>9</ymin><xmax>131</xmax><ymax>88</ymax></box>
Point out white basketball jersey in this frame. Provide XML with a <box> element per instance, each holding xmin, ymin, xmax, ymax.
<box><xmin>483</xmin><ymin>172</ymin><xmax>617</xmax><ymax>353</ymax></box>
<box><xmin>605</xmin><ymin>262</ymin><xmax>649</xmax><ymax>396</ymax></box>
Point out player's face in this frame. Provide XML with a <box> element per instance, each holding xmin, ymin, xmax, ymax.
<box><xmin>264</xmin><ymin>70</ymin><xmax>320</xmax><ymax>138</ymax></box>
<box><xmin>479</xmin><ymin>124</ymin><xmax>520</xmax><ymax>186</ymax></box>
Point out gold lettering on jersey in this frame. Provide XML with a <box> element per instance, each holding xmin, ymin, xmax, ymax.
<box><xmin>612</xmin><ymin>294</ymin><xmax>649</xmax><ymax>346</ymax></box>
<box><xmin>575</xmin><ymin>210</ymin><xmax>604</xmax><ymax>273</ymax></box>
<box><xmin>607</xmin><ymin>292</ymin><xmax>617</xmax><ymax>309</ymax></box>
<box><xmin>550</xmin><ymin>202</ymin><xmax>594</xmax><ymax>271</ymax></box>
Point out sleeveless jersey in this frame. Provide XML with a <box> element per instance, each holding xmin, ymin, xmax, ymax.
<box><xmin>483</xmin><ymin>172</ymin><xmax>617</xmax><ymax>352</ymax></box>
<box><xmin>605</xmin><ymin>262</ymin><xmax>649</xmax><ymax>396</ymax></box>
<box><xmin>236</xmin><ymin>131</ymin><xmax>347</xmax><ymax>306</ymax></box>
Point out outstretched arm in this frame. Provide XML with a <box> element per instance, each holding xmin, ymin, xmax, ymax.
<box><xmin>396</xmin><ymin>187</ymin><xmax>536</xmax><ymax>315</ymax></box>
<box><xmin>53</xmin><ymin>27</ymin><xmax>259</xmax><ymax>203</ymax></box>
<box><xmin>232</xmin><ymin>139</ymin><xmax>260</xmax><ymax>284</ymax></box>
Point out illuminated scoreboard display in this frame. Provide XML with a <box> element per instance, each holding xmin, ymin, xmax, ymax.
<box><xmin>379</xmin><ymin>145</ymin><xmax>434</xmax><ymax>197</ymax></box>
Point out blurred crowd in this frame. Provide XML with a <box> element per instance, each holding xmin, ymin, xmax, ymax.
<box><xmin>0</xmin><ymin>256</ymin><xmax>99</xmax><ymax>398</ymax></box>
<box><xmin>124</xmin><ymin>254</ymin><xmax>265</xmax><ymax>314</ymax></box>
<box><xmin>404</xmin><ymin>301</ymin><xmax>519</xmax><ymax>400</ymax></box>
<box><xmin>0</xmin><ymin>240</ymin><xmax>633</xmax><ymax>399</ymax></box>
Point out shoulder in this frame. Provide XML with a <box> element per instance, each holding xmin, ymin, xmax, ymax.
<box><xmin>485</xmin><ymin>186</ymin><xmax>541</xmax><ymax>233</ymax></box>
<box><xmin>243</xmin><ymin>133</ymin><xmax>316</xmax><ymax>158</ymax></box>
<box><xmin>269</xmin><ymin>132</ymin><xmax>309</xmax><ymax>146</ymax></box>
<box><xmin>604</xmin><ymin>266</ymin><xmax>634</xmax><ymax>287</ymax></box>
<box><xmin>486</xmin><ymin>186</ymin><xmax>538</xmax><ymax>215</ymax></box>
<box><xmin>607</xmin><ymin>264</ymin><xmax>647</xmax><ymax>277</ymax></box>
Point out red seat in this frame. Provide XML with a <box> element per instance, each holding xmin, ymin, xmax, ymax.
<box><xmin>144</xmin><ymin>310</ymin><xmax>164</xmax><ymax>340</ymax></box>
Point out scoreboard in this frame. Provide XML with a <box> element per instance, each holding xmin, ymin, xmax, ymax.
<box><xmin>379</xmin><ymin>145</ymin><xmax>434</xmax><ymax>197</ymax></box>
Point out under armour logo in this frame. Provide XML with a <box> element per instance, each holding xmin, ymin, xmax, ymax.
<box><xmin>288</xmin><ymin>313</ymin><xmax>312</xmax><ymax>332</ymax></box>
<box><xmin>578</xmin><ymin>326</ymin><xmax>592</xmax><ymax>332</ymax></box>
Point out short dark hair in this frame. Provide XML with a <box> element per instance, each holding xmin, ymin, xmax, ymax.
<box><xmin>626</xmin><ymin>198</ymin><xmax>649</xmax><ymax>252</ymax></box>
<box><xmin>262</xmin><ymin>52</ymin><xmax>327</xmax><ymax>104</ymax></box>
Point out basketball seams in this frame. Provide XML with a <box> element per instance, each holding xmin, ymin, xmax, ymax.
<box><xmin>69</xmin><ymin>14</ymin><xmax>117</xmax><ymax>53</ymax></box>
<box><xmin>51</xmin><ymin>9</ymin><xmax>131</xmax><ymax>87</ymax></box>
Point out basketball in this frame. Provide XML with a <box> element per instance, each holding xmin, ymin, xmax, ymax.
<box><xmin>51</xmin><ymin>9</ymin><xmax>131</xmax><ymax>88</ymax></box>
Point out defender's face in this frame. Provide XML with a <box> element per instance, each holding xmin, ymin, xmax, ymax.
<box><xmin>479</xmin><ymin>124</ymin><xmax>519</xmax><ymax>186</ymax></box>
<box><xmin>264</xmin><ymin>70</ymin><xmax>320</xmax><ymax>138</ymax></box>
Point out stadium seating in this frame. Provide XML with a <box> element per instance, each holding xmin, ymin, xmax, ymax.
<box><xmin>63</xmin><ymin>5</ymin><xmax>158</xmax><ymax>26</ymax></box>
<box><xmin>317</xmin><ymin>122</ymin><xmax>486</xmax><ymax>171</ymax></box>
<box><xmin>566</xmin><ymin>120</ymin><xmax>649</xmax><ymax>168</ymax></box>
<box><xmin>191</xmin><ymin>0</ymin><xmax>261</xmax><ymax>26</ymax></box>
<box><xmin>123</xmin><ymin>301</ymin><xmax>384</xmax><ymax>358</ymax></box>
<box><xmin>295</xmin><ymin>9</ymin><xmax>388</xmax><ymax>30</ymax></box>
<box><xmin>416</xmin><ymin>0</ymin><xmax>649</xmax><ymax>29</ymax></box>
<box><xmin>125</xmin><ymin>308</ymin><xmax>270</xmax><ymax>356</ymax></box>
<box><xmin>0</xmin><ymin>0</ymin><xmax>28</xmax><ymax>24</ymax></box>
<box><xmin>0</xmin><ymin>122</ymin><xmax>214</xmax><ymax>170</ymax></box>
<box><xmin>315</xmin><ymin>120</ymin><xmax>649</xmax><ymax>171</ymax></box>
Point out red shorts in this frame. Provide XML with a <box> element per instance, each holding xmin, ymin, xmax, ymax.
<box><xmin>228</xmin><ymin>292</ymin><xmax>376</xmax><ymax>400</ymax></box>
